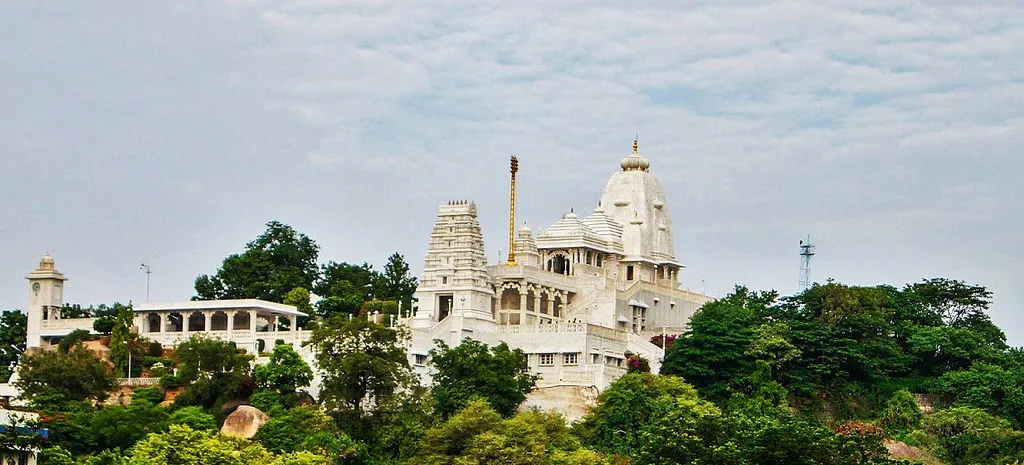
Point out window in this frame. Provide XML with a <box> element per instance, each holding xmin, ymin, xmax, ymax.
<box><xmin>563</xmin><ymin>353</ymin><xmax>579</xmax><ymax>365</ymax></box>
<box><xmin>441</xmin><ymin>276</ymin><xmax>448</xmax><ymax>284</ymax></box>
<box><xmin>626</xmin><ymin>265</ymin><xmax>634</xmax><ymax>280</ymax></box>
<box><xmin>538</xmin><ymin>353</ymin><xmax>555</xmax><ymax>366</ymax></box>
<box><xmin>414</xmin><ymin>354</ymin><xmax>428</xmax><ymax>366</ymax></box>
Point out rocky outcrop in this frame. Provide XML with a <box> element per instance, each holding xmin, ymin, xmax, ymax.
<box><xmin>220</xmin><ymin>405</ymin><xmax>269</xmax><ymax>439</ymax></box>
<box><xmin>883</xmin><ymin>439</ymin><xmax>942</xmax><ymax>464</ymax></box>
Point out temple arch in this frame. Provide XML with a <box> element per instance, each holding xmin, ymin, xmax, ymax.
<box><xmin>146</xmin><ymin>313</ymin><xmax>161</xmax><ymax>333</ymax></box>
<box><xmin>187</xmin><ymin>312</ymin><xmax>205</xmax><ymax>332</ymax></box>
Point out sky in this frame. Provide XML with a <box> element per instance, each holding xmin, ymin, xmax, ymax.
<box><xmin>1</xmin><ymin>1</ymin><xmax>1021</xmax><ymax>345</ymax></box>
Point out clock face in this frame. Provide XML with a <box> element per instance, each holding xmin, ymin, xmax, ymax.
<box><xmin>32</xmin><ymin>282</ymin><xmax>40</xmax><ymax>292</ymax></box>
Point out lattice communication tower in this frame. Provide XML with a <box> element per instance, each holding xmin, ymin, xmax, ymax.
<box><xmin>798</xmin><ymin>236</ymin><xmax>815</xmax><ymax>292</ymax></box>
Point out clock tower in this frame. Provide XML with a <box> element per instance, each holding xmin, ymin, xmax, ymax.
<box><xmin>26</xmin><ymin>253</ymin><xmax>67</xmax><ymax>350</ymax></box>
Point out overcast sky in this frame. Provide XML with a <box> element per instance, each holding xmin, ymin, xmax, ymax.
<box><xmin>1</xmin><ymin>1</ymin><xmax>1021</xmax><ymax>345</ymax></box>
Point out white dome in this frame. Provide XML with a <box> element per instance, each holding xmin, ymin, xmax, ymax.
<box><xmin>599</xmin><ymin>141</ymin><xmax>677</xmax><ymax>265</ymax></box>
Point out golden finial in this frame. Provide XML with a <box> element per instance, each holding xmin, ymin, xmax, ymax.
<box><xmin>632</xmin><ymin>137</ymin><xmax>639</xmax><ymax>154</ymax></box>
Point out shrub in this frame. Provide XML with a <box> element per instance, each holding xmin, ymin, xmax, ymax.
<box><xmin>879</xmin><ymin>389</ymin><xmax>922</xmax><ymax>437</ymax></box>
<box><xmin>147</xmin><ymin>341</ymin><xmax>164</xmax><ymax>357</ymax></box>
<box><xmin>250</xmin><ymin>390</ymin><xmax>286</xmax><ymax>414</ymax></box>
<box><xmin>168</xmin><ymin>406</ymin><xmax>218</xmax><ymax>431</ymax></box>
<box><xmin>57</xmin><ymin>329</ymin><xmax>93</xmax><ymax>353</ymax></box>
<box><xmin>150</xmin><ymin>363</ymin><xmax>169</xmax><ymax>378</ymax></box>
<box><xmin>142</xmin><ymin>356</ymin><xmax>174</xmax><ymax>367</ymax></box>
<box><xmin>160</xmin><ymin>374</ymin><xmax>184</xmax><ymax>389</ymax></box>
<box><xmin>133</xmin><ymin>387</ymin><xmax>165</xmax><ymax>405</ymax></box>
<box><xmin>93</xmin><ymin>316</ymin><xmax>116</xmax><ymax>334</ymax></box>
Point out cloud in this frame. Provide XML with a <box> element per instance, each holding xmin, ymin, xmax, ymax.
<box><xmin>1</xmin><ymin>0</ymin><xmax>1021</xmax><ymax>344</ymax></box>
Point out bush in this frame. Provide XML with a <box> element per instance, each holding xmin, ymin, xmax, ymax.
<box><xmin>879</xmin><ymin>389</ymin><xmax>922</xmax><ymax>437</ymax></box>
<box><xmin>57</xmin><ymin>329</ymin><xmax>93</xmax><ymax>353</ymax></box>
<box><xmin>38</xmin><ymin>446</ymin><xmax>75</xmax><ymax>465</ymax></box>
<box><xmin>168</xmin><ymin>406</ymin><xmax>218</xmax><ymax>431</ymax></box>
<box><xmin>150</xmin><ymin>363</ymin><xmax>169</xmax><ymax>378</ymax></box>
<box><xmin>142</xmin><ymin>356</ymin><xmax>174</xmax><ymax>367</ymax></box>
<box><xmin>147</xmin><ymin>341</ymin><xmax>164</xmax><ymax>357</ymax></box>
<box><xmin>160</xmin><ymin>374</ymin><xmax>184</xmax><ymax>389</ymax></box>
<box><xmin>250</xmin><ymin>390</ymin><xmax>286</xmax><ymax>414</ymax></box>
<box><xmin>93</xmin><ymin>316</ymin><xmax>116</xmax><ymax>334</ymax></box>
<box><xmin>133</xmin><ymin>387</ymin><xmax>165</xmax><ymax>405</ymax></box>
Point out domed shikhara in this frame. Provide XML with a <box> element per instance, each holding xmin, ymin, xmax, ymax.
<box><xmin>599</xmin><ymin>140</ymin><xmax>678</xmax><ymax>266</ymax></box>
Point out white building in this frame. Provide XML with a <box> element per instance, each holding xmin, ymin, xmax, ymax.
<box><xmin>20</xmin><ymin>254</ymin><xmax>310</xmax><ymax>356</ymax></box>
<box><xmin>405</xmin><ymin>141</ymin><xmax>713</xmax><ymax>416</ymax></box>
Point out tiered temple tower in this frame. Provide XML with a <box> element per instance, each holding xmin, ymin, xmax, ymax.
<box><xmin>412</xmin><ymin>201</ymin><xmax>493</xmax><ymax>327</ymax></box>
<box><xmin>25</xmin><ymin>253</ymin><xmax>67</xmax><ymax>350</ymax></box>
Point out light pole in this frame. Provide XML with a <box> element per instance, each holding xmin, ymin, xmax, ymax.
<box><xmin>123</xmin><ymin>340</ymin><xmax>132</xmax><ymax>381</ymax></box>
<box><xmin>139</xmin><ymin>263</ymin><xmax>152</xmax><ymax>302</ymax></box>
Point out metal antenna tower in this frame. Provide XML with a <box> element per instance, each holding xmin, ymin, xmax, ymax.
<box><xmin>798</xmin><ymin>236</ymin><xmax>815</xmax><ymax>292</ymax></box>
<box><xmin>139</xmin><ymin>262</ymin><xmax>152</xmax><ymax>301</ymax></box>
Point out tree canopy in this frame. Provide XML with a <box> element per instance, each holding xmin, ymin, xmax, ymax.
<box><xmin>15</xmin><ymin>345</ymin><xmax>115</xmax><ymax>403</ymax></box>
<box><xmin>429</xmin><ymin>338</ymin><xmax>536</xmax><ymax>418</ymax></box>
<box><xmin>194</xmin><ymin>221</ymin><xmax>321</xmax><ymax>303</ymax></box>
<box><xmin>0</xmin><ymin>310</ymin><xmax>26</xmax><ymax>382</ymax></box>
<box><xmin>306</xmin><ymin>316</ymin><xmax>413</xmax><ymax>432</ymax></box>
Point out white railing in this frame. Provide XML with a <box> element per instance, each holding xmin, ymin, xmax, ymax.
<box><xmin>493</xmin><ymin>322</ymin><xmax>586</xmax><ymax>335</ymax></box>
<box><xmin>41</xmin><ymin>318</ymin><xmax>95</xmax><ymax>331</ymax></box>
<box><xmin>118</xmin><ymin>377</ymin><xmax>161</xmax><ymax>387</ymax></box>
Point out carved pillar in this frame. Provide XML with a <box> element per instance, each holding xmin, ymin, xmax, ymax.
<box><xmin>204</xmin><ymin>311</ymin><xmax>212</xmax><ymax>332</ymax></box>
<box><xmin>227</xmin><ymin>310</ymin><xmax>236</xmax><ymax>339</ymax></box>
<box><xmin>518</xmin><ymin>287</ymin><xmax>528</xmax><ymax>325</ymax></box>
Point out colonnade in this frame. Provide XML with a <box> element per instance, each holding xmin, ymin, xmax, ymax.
<box><xmin>137</xmin><ymin>309</ymin><xmax>299</xmax><ymax>341</ymax></box>
<box><xmin>495</xmin><ymin>282</ymin><xmax>570</xmax><ymax>325</ymax></box>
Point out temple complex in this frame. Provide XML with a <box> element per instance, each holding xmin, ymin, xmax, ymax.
<box><xmin>405</xmin><ymin>140</ymin><xmax>712</xmax><ymax>416</ymax></box>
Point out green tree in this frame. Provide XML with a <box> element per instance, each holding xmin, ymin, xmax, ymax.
<box><xmin>167</xmin><ymin>406</ymin><xmax>218</xmax><ymax>431</ymax></box>
<box><xmin>59</xmin><ymin>303</ymin><xmax>93</xmax><ymax>319</ymax></box>
<box><xmin>373</xmin><ymin>253</ymin><xmax>417</xmax><ymax>310</ymax></box>
<box><xmin>56</xmin><ymin>329</ymin><xmax>92</xmax><ymax>353</ymax></box>
<box><xmin>253</xmin><ymin>405</ymin><xmax>360</xmax><ymax>461</ymax></box>
<box><xmin>905</xmin><ymin>278</ymin><xmax>993</xmax><ymax>327</ymax></box>
<box><xmin>416</xmin><ymin>399</ymin><xmax>604</xmax><ymax>465</ymax></box>
<box><xmin>923</xmin><ymin>407</ymin><xmax>1024</xmax><ymax>465</ymax></box>
<box><xmin>109</xmin><ymin>303</ymin><xmax>136</xmax><ymax>378</ymax></box>
<box><xmin>576</xmin><ymin>373</ymin><xmax>701</xmax><ymax>457</ymax></box>
<box><xmin>940</xmin><ymin>362</ymin><xmax>1024</xmax><ymax>428</ymax></box>
<box><xmin>284</xmin><ymin>287</ymin><xmax>313</xmax><ymax>328</ymax></box>
<box><xmin>0</xmin><ymin>310</ymin><xmax>27</xmax><ymax>382</ymax></box>
<box><xmin>128</xmin><ymin>424</ymin><xmax>274</xmax><ymax>465</ymax></box>
<box><xmin>89</xmin><ymin>400</ymin><xmax>169</xmax><ymax>452</ymax></box>
<box><xmin>429</xmin><ymin>338</ymin><xmax>536</xmax><ymax>418</ymax></box>
<box><xmin>254</xmin><ymin>344</ymin><xmax>313</xmax><ymax>400</ymax></box>
<box><xmin>314</xmin><ymin>262</ymin><xmax>376</xmax><ymax>300</ymax></box>
<box><xmin>194</xmin><ymin>221</ymin><xmax>320</xmax><ymax>303</ymax></box>
<box><xmin>170</xmin><ymin>335</ymin><xmax>255</xmax><ymax>409</ymax></box>
<box><xmin>313</xmin><ymin>262</ymin><xmax>377</xmax><ymax>318</ymax></box>
<box><xmin>879</xmin><ymin>389</ymin><xmax>922</xmax><ymax>437</ymax></box>
<box><xmin>173</xmin><ymin>335</ymin><xmax>254</xmax><ymax>383</ymax></box>
<box><xmin>661</xmin><ymin>286</ymin><xmax>772</xmax><ymax>402</ymax></box>
<box><xmin>16</xmin><ymin>345</ymin><xmax>115</xmax><ymax>403</ymax></box>
<box><xmin>315</xmin><ymin>296</ymin><xmax>363</xmax><ymax>319</ymax></box>
<box><xmin>306</xmin><ymin>317</ymin><xmax>412</xmax><ymax>435</ymax></box>
<box><xmin>91</xmin><ymin>303</ymin><xmax>127</xmax><ymax>334</ymax></box>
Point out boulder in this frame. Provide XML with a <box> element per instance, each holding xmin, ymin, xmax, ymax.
<box><xmin>220</xmin><ymin>405</ymin><xmax>269</xmax><ymax>439</ymax></box>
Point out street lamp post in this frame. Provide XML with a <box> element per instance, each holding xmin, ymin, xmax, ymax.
<box><xmin>123</xmin><ymin>340</ymin><xmax>132</xmax><ymax>381</ymax></box>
